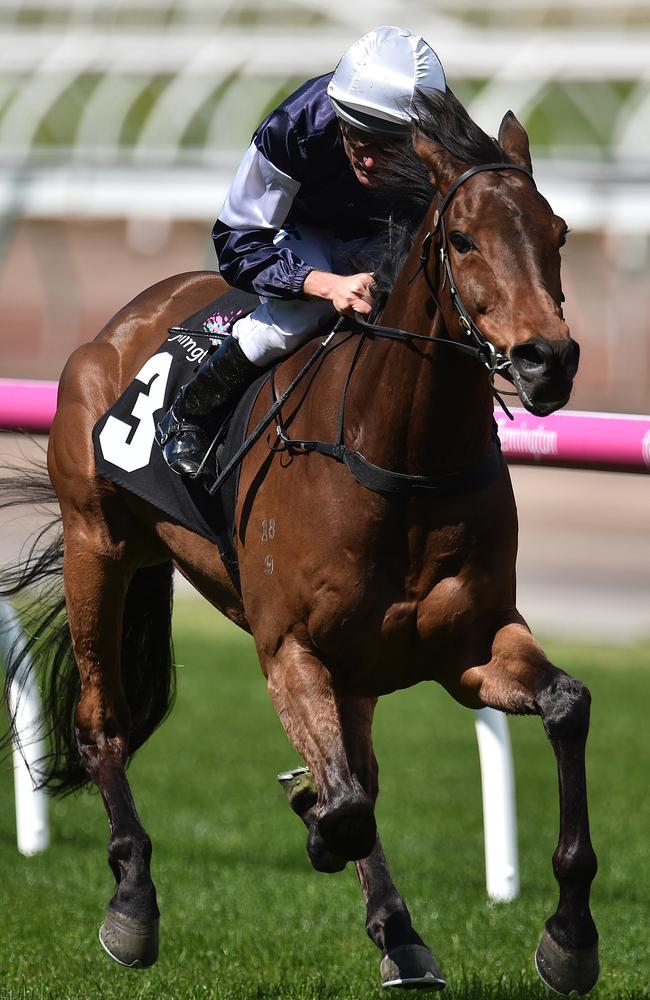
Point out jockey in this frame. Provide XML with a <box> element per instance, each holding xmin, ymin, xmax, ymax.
<box><xmin>157</xmin><ymin>25</ymin><xmax>446</xmax><ymax>476</ymax></box>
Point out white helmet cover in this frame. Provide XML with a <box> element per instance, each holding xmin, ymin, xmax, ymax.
<box><xmin>328</xmin><ymin>26</ymin><xmax>446</xmax><ymax>135</ymax></box>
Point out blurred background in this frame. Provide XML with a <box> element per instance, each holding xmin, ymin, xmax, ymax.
<box><xmin>1</xmin><ymin>0</ymin><xmax>649</xmax><ymax>409</ymax></box>
<box><xmin>0</xmin><ymin>2</ymin><xmax>648</xmax><ymax>636</ymax></box>
<box><xmin>0</xmin><ymin>10</ymin><xmax>649</xmax><ymax>998</ymax></box>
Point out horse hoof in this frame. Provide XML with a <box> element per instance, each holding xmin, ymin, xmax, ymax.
<box><xmin>381</xmin><ymin>944</ymin><xmax>446</xmax><ymax>991</ymax></box>
<box><xmin>535</xmin><ymin>928</ymin><xmax>599</xmax><ymax>996</ymax></box>
<box><xmin>99</xmin><ymin>909</ymin><xmax>159</xmax><ymax>968</ymax></box>
<box><xmin>277</xmin><ymin>766</ymin><xmax>318</xmax><ymax>816</ymax></box>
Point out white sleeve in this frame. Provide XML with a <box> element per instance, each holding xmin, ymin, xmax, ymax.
<box><xmin>218</xmin><ymin>142</ymin><xmax>301</xmax><ymax>230</ymax></box>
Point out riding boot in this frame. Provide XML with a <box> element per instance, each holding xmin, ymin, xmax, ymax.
<box><xmin>155</xmin><ymin>334</ymin><xmax>260</xmax><ymax>477</ymax></box>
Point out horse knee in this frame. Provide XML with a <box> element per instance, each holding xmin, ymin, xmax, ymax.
<box><xmin>76</xmin><ymin>684</ymin><xmax>130</xmax><ymax>743</ymax></box>
<box><xmin>306</xmin><ymin>825</ymin><xmax>347</xmax><ymax>873</ymax></box>
<box><xmin>317</xmin><ymin>787</ymin><xmax>376</xmax><ymax>861</ymax></box>
<box><xmin>537</xmin><ymin>675</ymin><xmax>591</xmax><ymax>740</ymax></box>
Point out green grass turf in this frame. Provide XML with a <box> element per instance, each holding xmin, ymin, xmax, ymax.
<box><xmin>1</xmin><ymin>598</ymin><xmax>649</xmax><ymax>1000</ymax></box>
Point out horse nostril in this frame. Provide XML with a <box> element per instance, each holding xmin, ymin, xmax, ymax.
<box><xmin>511</xmin><ymin>337</ymin><xmax>580</xmax><ymax>380</ymax></box>
<box><xmin>559</xmin><ymin>338</ymin><xmax>580</xmax><ymax>379</ymax></box>
<box><xmin>510</xmin><ymin>340</ymin><xmax>554</xmax><ymax>378</ymax></box>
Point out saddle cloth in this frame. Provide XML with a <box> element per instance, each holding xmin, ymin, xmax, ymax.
<box><xmin>92</xmin><ymin>288</ymin><xmax>271</xmax><ymax>594</ymax></box>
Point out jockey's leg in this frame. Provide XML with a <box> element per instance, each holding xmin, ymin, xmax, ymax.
<box><xmin>156</xmin><ymin>333</ymin><xmax>261</xmax><ymax>477</ymax></box>
<box><xmin>229</xmin><ymin>223</ymin><xmax>342</xmax><ymax>365</ymax></box>
<box><xmin>156</xmin><ymin>224</ymin><xmax>337</xmax><ymax>477</ymax></box>
<box><xmin>229</xmin><ymin>226</ymin><xmax>384</xmax><ymax>367</ymax></box>
<box><xmin>231</xmin><ymin>293</ymin><xmax>335</xmax><ymax>366</ymax></box>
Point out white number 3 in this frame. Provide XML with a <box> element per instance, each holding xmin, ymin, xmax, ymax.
<box><xmin>99</xmin><ymin>352</ymin><xmax>173</xmax><ymax>473</ymax></box>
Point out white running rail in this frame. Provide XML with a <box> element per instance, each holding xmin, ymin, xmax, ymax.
<box><xmin>1</xmin><ymin>598</ymin><xmax>49</xmax><ymax>856</ymax></box>
<box><xmin>474</xmin><ymin>708</ymin><xmax>519</xmax><ymax>902</ymax></box>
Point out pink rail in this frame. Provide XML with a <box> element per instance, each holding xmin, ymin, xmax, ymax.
<box><xmin>0</xmin><ymin>379</ymin><xmax>58</xmax><ymax>434</ymax></box>
<box><xmin>0</xmin><ymin>378</ymin><xmax>648</xmax><ymax>473</ymax></box>
<box><xmin>495</xmin><ymin>408</ymin><xmax>650</xmax><ymax>474</ymax></box>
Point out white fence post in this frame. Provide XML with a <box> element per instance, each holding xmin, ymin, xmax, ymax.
<box><xmin>1</xmin><ymin>599</ymin><xmax>49</xmax><ymax>855</ymax></box>
<box><xmin>474</xmin><ymin>707</ymin><xmax>519</xmax><ymax>902</ymax></box>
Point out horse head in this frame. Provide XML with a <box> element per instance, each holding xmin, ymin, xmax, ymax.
<box><xmin>413</xmin><ymin>111</ymin><xmax>579</xmax><ymax>417</ymax></box>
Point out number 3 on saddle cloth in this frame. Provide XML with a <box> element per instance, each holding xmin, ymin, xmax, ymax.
<box><xmin>92</xmin><ymin>287</ymin><xmax>267</xmax><ymax>593</ymax></box>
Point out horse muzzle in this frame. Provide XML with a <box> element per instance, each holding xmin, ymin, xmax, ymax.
<box><xmin>509</xmin><ymin>336</ymin><xmax>580</xmax><ymax>416</ymax></box>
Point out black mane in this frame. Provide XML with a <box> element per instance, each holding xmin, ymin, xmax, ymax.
<box><xmin>370</xmin><ymin>88</ymin><xmax>502</xmax><ymax>315</ymax></box>
<box><xmin>414</xmin><ymin>87</ymin><xmax>503</xmax><ymax>167</ymax></box>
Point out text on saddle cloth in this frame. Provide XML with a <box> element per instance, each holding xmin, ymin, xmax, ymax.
<box><xmin>91</xmin><ymin>288</ymin><xmax>266</xmax><ymax>594</ymax></box>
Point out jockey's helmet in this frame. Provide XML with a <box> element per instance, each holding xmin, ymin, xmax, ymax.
<box><xmin>327</xmin><ymin>26</ymin><xmax>446</xmax><ymax>137</ymax></box>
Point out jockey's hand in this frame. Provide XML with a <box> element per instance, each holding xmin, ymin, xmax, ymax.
<box><xmin>303</xmin><ymin>270</ymin><xmax>375</xmax><ymax>317</ymax></box>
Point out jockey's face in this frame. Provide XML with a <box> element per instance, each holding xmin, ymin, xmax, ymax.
<box><xmin>339</xmin><ymin>123</ymin><xmax>399</xmax><ymax>187</ymax></box>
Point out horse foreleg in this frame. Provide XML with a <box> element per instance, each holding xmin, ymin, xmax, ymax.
<box><xmin>264</xmin><ymin>638</ymin><xmax>375</xmax><ymax>864</ymax></box>
<box><xmin>461</xmin><ymin>622</ymin><xmax>598</xmax><ymax>997</ymax></box>
<box><xmin>339</xmin><ymin>697</ymin><xmax>446</xmax><ymax>992</ymax></box>
<box><xmin>64</xmin><ymin>535</ymin><xmax>159</xmax><ymax>968</ymax></box>
<box><xmin>356</xmin><ymin>841</ymin><xmax>446</xmax><ymax>990</ymax></box>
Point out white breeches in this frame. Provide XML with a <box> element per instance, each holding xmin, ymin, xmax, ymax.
<box><xmin>231</xmin><ymin>224</ymin><xmax>381</xmax><ymax>366</ymax></box>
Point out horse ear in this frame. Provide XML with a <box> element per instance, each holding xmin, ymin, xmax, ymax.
<box><xmin>412</xmin><ymin>131</ymin><xmax>465</xmax><ymax>195</ymax></box>
<box><xmin>498</xmin><ymin>111</ymin><xmax>532</xmax><ymax>173</ymax></box>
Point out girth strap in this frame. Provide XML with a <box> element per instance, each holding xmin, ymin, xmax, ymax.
<box><xmin>275</xmin><ymin>428</ymin><xmax>503</xmax><ymax>497</ymax></box>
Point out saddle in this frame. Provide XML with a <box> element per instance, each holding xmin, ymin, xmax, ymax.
<box><xmin>93</xmin><ymin>287</ymin><xmax>270</xmax><ymax>593</ymax></box>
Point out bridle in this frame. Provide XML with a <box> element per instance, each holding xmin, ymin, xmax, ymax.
<box><xmin>202</xmin><ymin>161</ymin><xmax>539</xmax><ymax>495</ymax></box>
<box><xmin>426</xmin><ymin>161</ymin><xmax>536</xmax><ymax>374</ymax></box>
<box><xmin>356</xmin><ymin>160</ymin><xmax>537</xmax><ymax>379</ymax></box>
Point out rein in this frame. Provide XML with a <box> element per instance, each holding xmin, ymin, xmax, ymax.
<box><xmin>358</xmin><ymin>161</ymin><xmax>535</xmax><ymax>379</ymax></box>
<box><xmin>272</xmin><ymin>326</ymin><xmax>504</xmax><ymax>497</ymax></box>
<box><xmin>433</xmin><ymin>162</ymin><xmax>535</xmax><ymax>374</ymax></box>
<box><xmin>206</xmin><ymin>161</ymin><xmax>536</xmax><ymax>497</ymax></box>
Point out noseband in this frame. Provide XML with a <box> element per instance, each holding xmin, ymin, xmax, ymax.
<box><xmin>420</xmin><ymin>161</ymin><xmax>536</xmax><ymax>374</ymax></box>
<box><xmin>357</xmin><ymin>160</ymin><xmax>536</xmax><ymax>378</ymax></box>
<box><xmin>205</xmin><ymin>163</ymin><xmax>537</xmax><ymax>496</ymax></box>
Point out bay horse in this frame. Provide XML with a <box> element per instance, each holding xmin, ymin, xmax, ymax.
<box><xmin>1</xmin><ymin>96</ymin><xmax>598</xmax><ymax>995</ymax></box>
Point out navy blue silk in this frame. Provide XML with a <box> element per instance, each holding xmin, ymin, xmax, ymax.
<box><xmin>212</xmin><ymin>74</ymin><xmax>383</xmax><ymax>300</ymax></box>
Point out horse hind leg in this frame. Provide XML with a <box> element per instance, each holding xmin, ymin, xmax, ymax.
<box><xmin>459</xmin><ymin>622</ymin><xmax>598</xmax><ymax>997</ymax></box>
<box><xmin>63</xmin><ymin>529</ymin><xmax>171</xmax><ymax>968</ymax></box>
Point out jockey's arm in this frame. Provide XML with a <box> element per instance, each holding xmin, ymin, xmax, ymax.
<box><xmin>213</xmin><ymin>137</ymin><xmax>372</xmax><ymax>313</ymax></box>
<box><xmin>213</xmin><ymin>80</ymin><xmax>373</xmax><ymax>315</ymax></box>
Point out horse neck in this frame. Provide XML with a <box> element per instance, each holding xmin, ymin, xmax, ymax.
<box><xmin>347</xmin><ymin>226</ymin><xmax>496</xmax><ymax>474</ymax></box>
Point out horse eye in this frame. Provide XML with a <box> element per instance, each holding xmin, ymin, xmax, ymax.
<box><xmin>449</xmin><ymin>231</ymin><xmax>474</xmax><ymax>254</ymax></box>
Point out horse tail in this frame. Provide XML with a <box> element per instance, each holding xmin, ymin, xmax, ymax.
<box><xmin>1</xmin><ymin>449</ymin><xmax>176</xmax><ymax>795</ymax></box>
